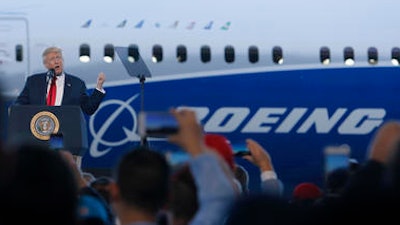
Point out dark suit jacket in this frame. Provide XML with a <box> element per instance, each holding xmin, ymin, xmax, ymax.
<box><xmin>15</xmin><ymin>72</ymin><xmax>105</xmax><ymax>115</ymax></box>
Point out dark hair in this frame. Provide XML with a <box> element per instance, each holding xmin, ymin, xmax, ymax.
<box><xmin>326</xmin><ymin>167</ymin><xmax>350</xmax><ymax>193</ymax></box>
<box><xmin>226</xmin><ymin>194</ymin><xmax>302</xmax><ymax>225</ymax></box>
<box><xmin>169</xmin><ymin>163</ymin><xmax>198</xmax><ymax>222</ymax></box>
<box><xmin>115</xmin><ymin>146</ymin><xmax>170</xmax><ymax>213</ymax></box>
<box><xmin>0</xmin><ymin>144</ymin><xmax>78</xmax><ymax>225</ymax></box>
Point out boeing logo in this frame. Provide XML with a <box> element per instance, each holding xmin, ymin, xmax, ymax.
<box><xmin>88</xmin><ymin>96</ymin><xmax>386</xmax><ymax>157</ymax></box>
<box><xmin>189</xmin><ymin>107</ymin><xmax>386</xmax><ymax>135</ymax></box>
<box><xmin>89</xmin><ymin>94</ymin><xmax>140</xmax><ymax>157</ymax></box>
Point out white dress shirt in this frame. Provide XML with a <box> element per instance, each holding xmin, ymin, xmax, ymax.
<box><xmin>46</xmin><ymin>73</ymin><xmax>65</xmax><ymax>106</ymax></box>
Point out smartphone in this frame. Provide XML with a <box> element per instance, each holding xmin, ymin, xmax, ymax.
<box><xmin>324</xmin><ymin>144</ymin><xmax>351</xmax><ymax>176</ymax></box>
<box><xmin>165</xmin><ymin>151</ymin><xmax>190</xmax><ymax>166</ymax></box>
<box><xmin>49</xmin><ymin>133</ymin><xmax>64</xmax><ymax>150</ymax></box>
<box><xmin>234</xmin><ymin>151</ymin><xmax>252</xmax><ymax>157</ymax></box>
<box><xmin>138</xmin><ymin>111</ymin><xmax>179</xmax><ymax>138</ymax></box>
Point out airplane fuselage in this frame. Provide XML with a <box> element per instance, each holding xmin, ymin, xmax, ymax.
<box><xmin>1</xmin><ymin>0</ymin><xmax>400</xmax><ymax>196</ymax></box>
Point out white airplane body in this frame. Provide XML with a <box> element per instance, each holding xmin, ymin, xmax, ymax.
<box><xmin>1</xmin><ymin>0</ymin><xmax>400</xmax><ymax>196</ymax></box>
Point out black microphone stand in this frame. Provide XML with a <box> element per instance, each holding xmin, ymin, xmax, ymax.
<box><xmin>114</xmin><ymin>47</ymin><xmax>151</xmax><ymax>148</ymax></box>
<box><xmin>138</xmin><ymin>74</ymin><xmax>148</xmax><ymax>148</ymax></box>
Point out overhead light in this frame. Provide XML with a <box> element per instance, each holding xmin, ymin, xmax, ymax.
<box><xmin>272</xmin><ymin>46</ymin><xmax>283</xmax><ymax>64</ymax></box>
<box><xmin>128</xmin><ymin>44</ymin><xmax>140</xmax><ymax>63</ymax></box>
<box><xmin>391</xmin><ymin>47</ymin><xmax>400</xmax><ymax>66</ymax></box>
<box><xmin>344</xmin><ymin>47</ymin><xmax>354</xmax><ymax>66</ymax></box>
<box><xmin>367</xmin><ymin>47</ymin><xmax>378</xmax><ymax>65</ymax></box>
<box><xmin>152</xmin><ymin>44</ymin><xmax>163</xmax><ymax>63</ymax></box>
<box><xmin>320</xmin><ymin>46</ymin><xmax>330</xmax><ymax>65</ymax></box>
<box><xmin>79</xmin><ymin>44</ymin><xmax>90</xmax><ymax>63</ymax></box>
<box><xmin>103</xmin><ymin>44</ymin><xmax>114</xmax><ymax>63</ymax></box>
<box><xmin>177</xmin><ymin>45</ymin><xmax>187</xmax><ymax>63</ymax></box>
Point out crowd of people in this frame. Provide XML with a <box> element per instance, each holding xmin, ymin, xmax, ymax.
<box><xmin>2</xmin><ymin>101</ymin><xmax>400</xmax><ymax>224</ymax></box>
<box><xmin>1</xmin><ymin>46</ymin><xmax>400</xmax><ymax>224</ymax></box>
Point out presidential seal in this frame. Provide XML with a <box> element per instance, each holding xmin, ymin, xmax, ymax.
<box><xmin>30</xmin><ymin>111</ymin><xmax>60</xmax><ymax>140</ymax></box>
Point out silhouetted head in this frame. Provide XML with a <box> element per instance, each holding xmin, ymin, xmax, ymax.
<box><xmin>0</xmin><ymin>144</ymin><xmax>79</xmax><ymax>225</ymax></box>
<box><xmin>169</xmin><ymin>163</ymin><xmax>198</xmax><ymax>223</ymax></box>
<box><xmin>113</xmin><ymin>146</ymin><xmax>170</xmax><ymax>214</ymax></box>
<box><xmin>326</xmin><ymin>167</ymin><xmax>351</xmax><ymax>194</ymax></box>
<box><xmin>226</xmin><ymin>194</ymin><xmax>304</xmax><ymax>225</ymax></box>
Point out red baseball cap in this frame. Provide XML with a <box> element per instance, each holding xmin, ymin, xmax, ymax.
<box><xmin>204</xmin><ymin>133</ymin><xmax>235</xmax><ymax>171</ymax></box>
<box><xmin>293</xmin><ymin>182</ymin><xmax>323</xmax><ymax>200</ymax></box>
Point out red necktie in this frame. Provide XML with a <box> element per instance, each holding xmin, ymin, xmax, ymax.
<box><xmin>47</xmin><ymin>76</ymin><xmax>57</xmax><ymax>106</ymax></box>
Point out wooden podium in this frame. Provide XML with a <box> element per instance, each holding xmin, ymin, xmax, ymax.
<box><xmin>7</xmin><ymin>105</ymin><xmax>88</xmax><ymax>156</ymax></box>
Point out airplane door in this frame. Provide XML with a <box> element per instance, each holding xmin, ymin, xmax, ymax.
<box><xmin>0</xmin><ymin>18</ymin><xmax>29</xmax><ymax>97</ymax></box>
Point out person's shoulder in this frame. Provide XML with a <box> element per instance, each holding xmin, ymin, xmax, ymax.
<box><xmin>25</xmin><ymin>73</ymin><xmax>46</xmax><ymax>82</ymax></box>
<box><xmin>65</xmin><ymin>73</ymin><xmax>81</xmax><ymax>80</ymax></box>
<box><xmin>65</xmin><ymin>73</ymin><xmax>84</xmax><ymax>83</ymax></box>
<box><xmin>28</xmin><ymin>72</ymin><xmax>46</xmax><ymax>78</ymax></box>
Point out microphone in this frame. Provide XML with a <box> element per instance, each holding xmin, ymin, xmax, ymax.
<box><xmin>46</xmin><ymin>69</ymin><xmax>55</xmax><ymax>84</ymax></box>
<box><xmin>45</xmin><ymin>69</ymin><xmax>55</xmax><ymax>104</ymax></box>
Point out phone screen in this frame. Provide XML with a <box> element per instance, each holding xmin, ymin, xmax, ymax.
<box><xmin>49</xmin><ymin>133</ymin><xmax>64</xmax><ymax>150</ymax></box>
<box><xmin>165</xmin><ymin>151</ymin><xmax>190</xmax><ymax>166</ymax></box>
<box><xmin>324</xmin><ymin>144</ymin><xmax>350</xmax><ymax>176</ymax></box>
<box><xmin>139</xmin><ymin>111</ymin><xmax>178</xmax><ymax>137</ymax></box>
<box><xmin>234</xmin><ymin>151</ymin><xmax>252</xmax><ymax>157</ymax></box>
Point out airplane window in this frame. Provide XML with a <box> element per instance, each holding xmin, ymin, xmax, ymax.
<box><xmin>201</xmin><ymin>45</ymin><xmax>211</xmax><ymax>63</ymax></box>
<box><xmin>367</xmin><ymin>47</ymin><xmax>378</xmax><ymax>65</ymax></box>
<box><xmin>15</xmin><ymin>44</ymin><xmax>23</xmax><ymax>62</ymax></box>
<box><xmin>128</xmin><ymin>44</ymin><xmax>140</xmax><ymax>63</ymax></box>
<box><xmin>79</xmin><ymin>44</ymin><xmax>91</xmax><ymax>63</ymax></box>
<box><xmin>152</xmin><ymin>44</ymin><xmax>163</xmax><ymax>63</ymax></box>
<box><xmin>391</xmin><ymin>47</ymin><xmax>400</xmax><ymax>66</ymax></box>
<box><xmin>344</xmin><ymin>47</ymin><xmax>355</xmax><ymax>66</ymax></box>
<box><xmin>225</xmin><ymin>45</ymin><xmax>235</xmax><ymax>63</ymax></box>
<box><xmin>248</xmin><ymin>46</ymin><xmax>259</xmax><ymax>63</ymax></box>
<box><xmin>320</xmin><ymin>46</ymin><xmax>330</xmax><ymax>65</ymax></box>
<box><xmin>104</xmin><ymin>44</ymin><xmax>115</xmax><ymax>63</ymax></box>
<box><xmin>177</xmin><ymin>45</ymin><xmax>187</xmax><ymax>63</ymax></box>
<box><xmin>272</xmin><ymin>46</ymin><xmax>283</xmax><ymax>64</ymax></box>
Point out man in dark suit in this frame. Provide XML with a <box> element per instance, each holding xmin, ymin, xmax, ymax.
<box><xmin>15</xmin><ymin>46</ymin><xmax>106</xmax><ymax>115</ymax></box>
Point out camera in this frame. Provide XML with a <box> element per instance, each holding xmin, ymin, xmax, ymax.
<box><xmin>138</xmin><ymin>111</ymin><xmax>179</xmax><ymax>138</ymax></box>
